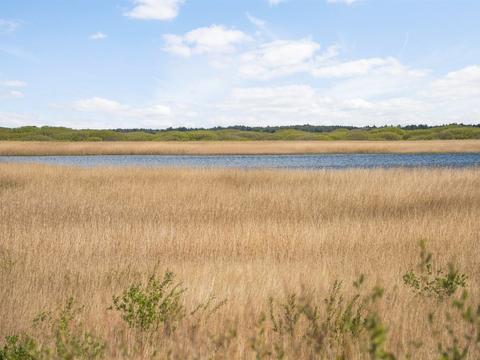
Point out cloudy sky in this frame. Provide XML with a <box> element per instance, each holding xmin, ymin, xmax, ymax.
<box><xmin>1</xmin><ymin>0</ymin><xmax>479</xmax><ymax>129</ymax></box>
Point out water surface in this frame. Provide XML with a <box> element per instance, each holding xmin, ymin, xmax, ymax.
<box><xmin>1</xmin><ymin>153</ymin><xmax>480</xmax><ymax>169</ymax></box>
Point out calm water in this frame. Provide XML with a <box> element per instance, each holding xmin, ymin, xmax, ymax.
<box><xmin>1</xmin><ymin>153</ymin><xmax>480</xmax><ymax>169</ymax></box>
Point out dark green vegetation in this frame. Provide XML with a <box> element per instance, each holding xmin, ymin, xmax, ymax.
<box><xmin>1</xmin><ymin>242</ymin><xmax>479</xmax><ymax>360</ymax></box>
<box><xmin>1</xmin><ymin>124</ymin><xmax>480</xmax><ymax>141</ymax></box>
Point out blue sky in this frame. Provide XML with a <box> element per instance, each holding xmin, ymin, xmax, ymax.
<box><xmin>1</xmin><ymin>0</ymin><xmax>479</xmax><ymax>129</ymax></box>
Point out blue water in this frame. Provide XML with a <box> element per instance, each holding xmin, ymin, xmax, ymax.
<box><xmin>1</xmin><ymin>153</ymin><xmax>480</xmax><ymax>169</ymax></box>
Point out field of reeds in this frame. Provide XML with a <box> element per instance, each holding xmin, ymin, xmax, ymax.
<box><xmin>1</xmin><ymin>139</ymin><xmax>480</xmax><ymax>156</ymax></box>
<box><xmin>1</xmin><ymin>163</ymin><xmax>480</xmax><ymax>359</ymax></box>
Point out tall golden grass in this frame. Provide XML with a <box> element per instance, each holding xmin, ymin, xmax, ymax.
<box><xmin>1</xmin><ymin>164</ymin><xmax>480</xmax><ymax>358</ymax></box>
<box><xmin>1</xmin><ymin>139</ymin><xmax>480</xmax><ymax>155</ymax></box>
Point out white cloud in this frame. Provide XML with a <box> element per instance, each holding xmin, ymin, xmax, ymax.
<box><xmin>327</xmin><ymin>0</ymin><xmax>358</xmax><ymax>4</ymax></box>
<box><xmin>162</xmin><ymin>35</ymin><xmax>192</xmax><ymax>57</ymax></box>
<box><xmin>125</xmin><ymin>0</ymin><xmax>184</xmax><ymax>21</ymax></box>
<box><xmin>74</xmin><ymin>97</ymin><xmax>171</xmax><ymax>119</ymax></box>
<box><xmin>269</xmin><ymin>0</ymin><xmax>358</xmax><ymax>6</ymax></box>
<box><xmin>238</xmin><ymin>40</ymin><xmax>424</xmax><ymax>82</ymax></box>
<box><xmin>0</xmin><ymin>80</ymin><xmax>27</xmax><ymax>99</ymax></box>
<box><xmin>75</xmin><ymin>97</ymin><xmax>124</xmax><ymax>112</ymax></box>
<box><xmin>163</xmin><ymin>25</ymin><xmax>250</xmax><ymax>57</ymax></box>
<box><xmin>240</xmin><ymin>38</ymin><xmax>320</xmax><ymax>79</ymax></box>
<box><xmin>0</xmin><ymin>112</ymin><xmax>36</xmax><ymax>127</ymax></box>
<box><xmin>0</xmin><ymin>90</ymin><xmax>25</xmax><ymax>99</ymax></box>
<box><xmin>313</xmin><ymin>58</ymin><xmax>394</xmax><ymax>78</ymax></box>
<box><xmin>90</xmin><ymin>32</ymin><xmax>107</xmax><ymax>40</ymax></box>
<box><xmin>1</xmin><ymin>80</ymin><xmax>27</xmax><ymax>88</ymax></box>
<box><xmin>163</xmin><ymin>26</ymin><xmax>423</xmax><ymax>83</ymax></box>
<box><xmin>8</xmin><ymin>90</ymin><xmax>24</xmax><ymax>98</ymax></box>
<box><xmin>268</xmin><ymin>0</ymin><xmax>287</xmax><ymax>5</ymax></box>
<box><xmin>0</xmin><ymin>19</ymin><xmax>20</xmax><ymax>34</ymax></box>
<box><xmin>213</xmin><ymin>84</ymin><xmax>375</xmax><ymax>126</ymax></box>
<box><xmin>428</xmin><ymin>65</ymin><xmax>480</xmax><ymax>99</ymax></box>
<box><xmin>246</xmin><ymin>13</ymin><xmax>266</xmax><ymax>29</ymax></box>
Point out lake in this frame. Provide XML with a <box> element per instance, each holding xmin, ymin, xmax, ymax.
<box><xmin>1</xmin><ymin>153</ymin><xmax>480</xmax><ymax>169</ymax></box>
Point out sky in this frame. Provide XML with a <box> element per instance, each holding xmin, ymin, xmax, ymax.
<box><xmin>0</xmin><ymin>0</ymin><xmax>479</xmax><ymax>129</ymax></box>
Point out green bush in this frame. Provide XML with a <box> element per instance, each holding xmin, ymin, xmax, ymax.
<box><xmin>0</xmin><ymin>335</ymin><xmax>39</xmax><ymax>360</ymax></box>
<box><xmin>0</xmin><ymin>298</ymin><xmax>105</xmax><ymax>360</ymax></box>
<box><xmin>250</xmin><ymin>276</ymin><xmax>394</xmax><ymax>359</ymax></box>
<box><xmin>403</xmin><ymin>240</ymin><xmax>467</xmax><ymax>300</ymax></box>
<box><xmin>110</xmin><ymin>271</ymin><xmax>186</xmax><ymax>333</ymax></box>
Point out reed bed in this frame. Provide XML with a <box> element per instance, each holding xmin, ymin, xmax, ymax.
<box><xmin>1</xmin><ymin>164</ymin><xmax>479</xmax><ymax>358</ymax></box>
<box><xmin>1</xmin><ymin>139</ymin><xmax>480</xmax><ymax>156</ymax></box>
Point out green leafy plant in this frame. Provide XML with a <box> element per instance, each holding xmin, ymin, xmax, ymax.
<box><xmin>0</xmin><ymin>298</ymin><xmax>105</xmax><ymax>360</ymax></box>
<box><xmin>426</xmin><ymin>290</ymin><xmax>480</xmax><ymax>360</ymax></box>
<box><xmin>403</xmin><ymin>240</ymin><xmax>467</xmax><ymax>300</ymax></box>
<box><xmin>110</xmin><ymin>271</ymin><xmax>186</xmax><ymax>334</ymax></box>
<box><xmin>365</xmin><ymin>313</ymin><xmax>396</xmax><ymax>360</ymax></box>
<box><xmin>249</xmin><ymin>276</ymin><xmax>394</xmax><ymax>359</ymax></box>
<box><xmin>0</xmin><ymin>335</ymin><xmax>39</xmax><ymax>360</ymax></box>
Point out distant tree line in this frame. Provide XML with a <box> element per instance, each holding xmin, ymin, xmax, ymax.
<box><xmin>0</xmin><ymin>123</ymin><xmax>479</xmax><ymax>141</ymax></box>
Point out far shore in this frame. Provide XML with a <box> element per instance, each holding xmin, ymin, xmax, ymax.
<box><xmin>1</xmin><ymin>140</ymin><xmax>480</xmax><ymax>156</ymax></box>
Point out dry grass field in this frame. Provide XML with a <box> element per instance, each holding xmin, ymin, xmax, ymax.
<box><xmin>1</xmin><ymin>139</ymin><xmax>480</xmax><ymax>156</ymax></box>
<box><xmin>1</xmin><ymin>163</ymin><xmax>480</xmax><ymax>358</ymax></box>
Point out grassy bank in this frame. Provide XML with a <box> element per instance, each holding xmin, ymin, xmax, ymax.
<box><xmin>2</xmin><ymin>139</ymin><xmax>480</xmax><ymax>156</ymax></box>
<box><xmin>1</xmin><ymin>164</ymin><xmax>479</xmax><ymax>358</ymax></box>
<box><xmin>1</xmin><ymin>124</ymin><xmax>480</xmax><ymax>142</ymax></box>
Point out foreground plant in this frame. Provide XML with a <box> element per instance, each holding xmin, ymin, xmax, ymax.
<box><xmin>0</xmin><ymin>298</ymin><xmax>105</xmax><ymax>360</ymax></box>
<box><xmin>250</xmin><ymin>276</ymin><xmax>396</xmax><ymax>359</ymax></box>
<box><xmin>110</xmin><ymin>271</ymin><xmax>186</xmax><ymax>334</ymax></box>
<box><xmin>425</xmin><ymin>290</ymin><xmax>480</xmax><ymax>360</ymax></box>
<box><xmin>403</xmin><ymin>240</ymin><xmax>467</xmax><ymax>300</ymax></box>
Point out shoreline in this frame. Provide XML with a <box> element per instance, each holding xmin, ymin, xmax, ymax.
<box><xmin>1</xmin><ymin>140</ymin><xmax>480</xmax><ymax>156</ymax></box>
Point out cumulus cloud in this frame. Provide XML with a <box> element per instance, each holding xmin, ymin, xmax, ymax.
<box><xmin>71</xmin><ymin>97</ymin><xmax>175</xmax><ymax>128</ymax></box>
<box><xmin>90</xmin><ymin>32</ymin><xmax>107</xmax><ymax>40</ymax></box>
<box><xmin>7</xmin><ymin>90</ymin><xmax>24</xmax><ymax>98</ymax></box>
<box><xmin>311</xmin><ymin>57</ymin><xmax>425</xmax><ymax>78</ymax></box>
<box><xmin>0</xmin><ymin>111</ymin><xmax>36</xmax><ymax>127</ymax></box>
<box><xmin>211</xmin><ymin>84</ymin><xmax>378</xmax><ymax>126</ymax></box>
<box><xmin>327</xmin><ymin>0</ymin><xmax>358</xmax><ymax>4</ymax></box>
<box><xmin>246</xmin><ymin>13</ymin><xmax>266</xmax><ymax>29</ymax></box>
<box><xmin>269</xmin><ymin>0</ymin><xmax>358</xmax><ymax>6</ymax></box>
<box><xmin>163</xmin><ymin>25</ymin><xmax>250</xmax><ymax>57</ymax></box>
<box><xmin>75</xmin><ymin>97</ymin><xmax>124</xmax><ymax>112</ymax></box>
<box><xmin>268</xmin><ymin>0</ymin><xmax>287</xmax><ymax>5</ymax></box>
<box><xmin>0</xmin><ymin>80</ymin><xmax>27</xmax><ymax>99</ymax></box>
<box><xmin>74</xmin><ymin>97</ymin><xmax>171</xmax><ymax>118</ymax></box>
<box><xmin>239</xmin><ymin>43</ymin><xmax>425</xmax><ymax>81</ymax></box>
<box><xmin>428</xmin><ymin>65</ymin><xmax>480</xmax><ymax>99</ymax></box>
<box><xmin>220</xmin><ymin>85</ymin><xmax>376</xmax><ymax>123</ymax></box>
<box><xmin>163</xmin><ymin>26</ymin><xmax>423</xmax><ymax>84</ymax></box>
<box><xmin>125</xmin><ymin>0</ymin><xmax>184</xmax><ymax>21</ymax></box>
<box><xmin>1</xmin><ymin>80</ymin><xmax>27</xmax><ymax>88</ymax></box>
<box><xmin>0</xmin><ymin>90</ymin><xmax>25</xmax><ymax>99</ymax></box>
<box><xmin>240</xmin><ymin>38</ymin><xmax>320</xmax><ymax>79</ymax></box>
